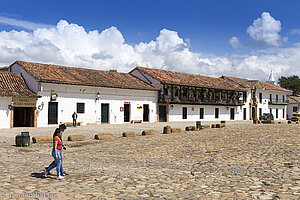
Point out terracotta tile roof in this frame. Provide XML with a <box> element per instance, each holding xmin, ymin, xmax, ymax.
<box><xmin>13</xmin><ymin>61</ymin><xmax>157</xmax><ymax>91</ymax></box>
<box><xmin>0</xmin><ymin>73</ymin><xmax>39</xmax><ymax>97</ymax></box>
<box><xmin>287</xmin><ymin>95</ymin><xmax>300</xmax><ymax>103</ymax></box>
<box><xmin>135</xmin><ymin>66</ymin><xmax>246</xmax><ymax>91</ymax></box>
<box><xmin>0</xmin><ymin>66</ymin><xmax>9</xmax><ymax>72</ymax></box>
<box><xmin>222</xmin><ymin>76</ymin><xmax>259</xmax><ymax>88</ymax></box>
<box><xmin>223</xmin><ymin>76</ymin><xmax>292</xmax><ymax>93</ymax></box>
<box><xmin>260</xmin><ymin>82</ymin><xmax>292</xmax><ymax>93</ymax></box>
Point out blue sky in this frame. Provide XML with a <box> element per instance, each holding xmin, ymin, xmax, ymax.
<box><xmin>0</xmin><ymin>0</ymin><xmax>300</xmax><ymax>80</ymax></box>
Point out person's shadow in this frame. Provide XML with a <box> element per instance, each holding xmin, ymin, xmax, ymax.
<box><xmin>30</xmin><ymin>172</ymin><xmax>47</xmax><ymax>179</ymax></box>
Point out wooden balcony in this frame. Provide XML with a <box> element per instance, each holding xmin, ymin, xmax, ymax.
<box><xmin>159</xmin><ymin>96</ymin><xmax>244</xmax><ymax>106</ymax></box>
<box><xmin>158</xmin><ymin>83</ymin><xmax>246</xmax><ymax>106</ymax></box>
<box><xmin>268</xmin><ymin>99</ymin><xmax>289</xmax><ymax>105</ymax></box>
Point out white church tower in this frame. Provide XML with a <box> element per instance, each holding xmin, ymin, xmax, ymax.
<box><xmin>267</xmin><ymin>70</ymin><xmax>277</xmax><ymax>85</ymax></box>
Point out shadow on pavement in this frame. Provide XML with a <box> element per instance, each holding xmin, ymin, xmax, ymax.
<box><xmin>30</xmin><ymin>172</ymin><xmax>46</xmax><ymax>179</ymax></box>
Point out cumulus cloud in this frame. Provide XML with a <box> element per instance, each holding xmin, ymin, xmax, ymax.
<box><xmin>247</xmin><ymin>12</ymin><xmax>281</xmax><ymax>46</ymax></box>
<box><xmin>229</xmin><ymin>37</ymin><xmax>240</xmax><ymax>48</ymax></box>
<box><xmin>0</xmin><ymin>19</ymin><xmax>299</xmax><ymax>82</ymax></box>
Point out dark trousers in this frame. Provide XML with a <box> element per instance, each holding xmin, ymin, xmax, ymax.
<box><xmin>73</xmin><ymin>119</ymin><xmax>77</xmax><ymax>127</ymax></box>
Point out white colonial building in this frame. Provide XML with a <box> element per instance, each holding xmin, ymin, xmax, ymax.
<box><xmin>0</xmin><ymin>72</ymin><xmax>40</xmax><ymax>128</ymax></box>
<box><xmin>287</xmin><ymin>95</ymin><xmax>300</xmax><ymax>119</ymax></box>
<box><xmin>7</xmin><ymin>61</ymin><xmax>158</xmax><ymax>128</ymax></box>
<box><xmin>0</xmin><ymin>61</ymin><xmax>293</xmax><ymax>129</ymax></box>
<box><xmin>222</xmin><ymin>76</ymin><xmax>291</xmax><ymax>121</ymax></box>
<box><xmin>130</xmin><ymin>66</ymin><xmax>248</xmax><ymax>122</ymax></box>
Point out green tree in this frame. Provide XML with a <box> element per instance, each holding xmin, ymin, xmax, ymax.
<box><xmin>109</xmin><ymin>69</ymin><xmax>117</xmax><ymax>72</ymax></box>
<box><xmin>278</xmin><ymin>75</ymin><xmax>300</xmax><ymax>95</ymax></box>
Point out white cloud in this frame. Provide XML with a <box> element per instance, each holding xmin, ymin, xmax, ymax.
<box><xmin>0</xmin><ymin>16</ymin><xmax>54</xmax><ymax>30</ymax></box>
<box><xmin>0</xmin><ymin>19</ymin><xmax>299</xmax><ymax>82</ymax></box>
<box><xmin>229</xmin><ymin>37</ymin><xmax>240</xmax><ymax>48</ymax></box>
<box><xmin>247</xmin><ymin>12</ymin><xmax>281</xmax><ymax>46</ymax></box>
<box><xmin>291</xmin><ymin>29</ymin><xmax>300</xmax><ymax>35</ymax></box>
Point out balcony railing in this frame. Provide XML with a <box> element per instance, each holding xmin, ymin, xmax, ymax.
<box><xmin>268</xmin><ymin>99</ymin><xmax>289</xmax><ymax>105</ymax></box>
<box><xmin>159</xmin><ymin>97</ymin><xmax>244</xmax><ymax>106</ymax></box>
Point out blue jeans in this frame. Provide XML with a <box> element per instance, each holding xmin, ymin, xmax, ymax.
<box><xmin>46</xmin><ymin>149</ymin><xmax>63</xmax><ymax>176</ymax></box>
<box><xmin>46</xmin><ymin>151</ymin><xmax>64</xmax><ymax>174</ymax></box>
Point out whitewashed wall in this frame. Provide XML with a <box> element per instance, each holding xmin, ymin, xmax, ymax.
<box><xmin>287</xmin><ymin>103</ymin><xmax>299</xmax><ymax>119</ymax></box>
<box><xmin>0</xmin><ymin>97</ymin><xmax>11</xmax><ymax>129</ymax></box>
<box><xmin>36</xmin><ymin>83</ymin><xmax>157</xmax><ymax>127</ymax></box>
<box><xmin>168</xmin><ymin>104</ymin><xmax>243</xmax><ymax>122</ymax></box>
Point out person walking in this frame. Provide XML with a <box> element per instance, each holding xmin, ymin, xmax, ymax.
<box><xmin>44</xmin><ymin>128</ymin><xmax>64</xmax><ymax>179</ymax></box>
<box><xmin>44</xmin><ymin>124</ymin><xmax>69</xmax><ymax>176</ymax></box>
<box><xmin>72</xmin><ymin>112</ymin><xmax>78</xmax><ymax>127</ymax></box>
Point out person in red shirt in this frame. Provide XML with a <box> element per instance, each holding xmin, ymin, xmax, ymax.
<box><xmin>44</xmin><ymin>124</ymin><xmax>68</xmax><ymax>176</ymax></box>
<box><xmin>44</xmin><ymin>128</ymin><xmax>64</xmax><ymax>179</ymax></box>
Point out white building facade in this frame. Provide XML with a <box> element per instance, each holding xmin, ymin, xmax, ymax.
<box><xmin>222</xmin><ymin>76</ymin><xmax>291</xmax><ymax>121</ymax></box>
<box><xmin>287</xmin><ymin>95</ymin><xmax>300</xmax><ymax>119</ymax></box>
<box><xmin>8</xmin><ymin>61</ymin><xmax>158</xmax><ymax>128</ymax></box>
<box><xmin>130</xmin><ymin>66</ymin><xmax>248</xmax><ymax>122</ymax></box>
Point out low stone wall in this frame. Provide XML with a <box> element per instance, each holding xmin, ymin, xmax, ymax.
<box><xmin>185</xmin><ymin>126</ymin><xmax>196</xmax><ymax>131</ymax></box>
<box><xmin>142</xmin><ymin>130</ymin><xmax>156</xmax><ymax>136</ymax></box>
<box><xmin>68</xmin><ymin>135</ymin><xmax>85</xmax><ymax>141</ymax></box>
<box><xmin>122</xmin><ymin>132</ymin><xmax>136</xmax><ymax>137</ymax></box>
<box><xmin>32</xmin><ymin>136</ymin><xmax>52</xmax><ymax>143</ymax></box>
<box><xmin>94</xmin><ymin>134</ymin><xmax>114</xmax><ymax>140</ymax></box>
<box><xmin>171</xmin><ymin>128</ymin><xmax>182</xmax><ymax>133</ymax></box>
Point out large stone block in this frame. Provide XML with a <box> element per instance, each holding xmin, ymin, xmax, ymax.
<box><xmin>122</xmin><ymin>132</ymin><xmax>136</xmax><ymax>137</ymax></box>
<box><xmin>185</xmin><ymin>126</ymin><xmax>196</xmax><ymax>131</ymax></box>
<box><xmin>94</xmin><ymin>134</ymin><xmax>114</xmax><ymax>140</ymax></box>
<box><xmin>220</xmin><ymin>121</ymin><xmax>226</xmax><ymax>127</ymax></box>
<box><xmin>142</xmin><ymin>129</ymin><xmax>156</xmax><ymax>135</ymax></box>
<box><xmin>163</xmin><ymin>126</ymin><xmax>172</xmax><ymax>134</ymax></box>
<box><xmin>171</xmin><ymin>128</ymin><xmax>182</xmax><ymax>133</ymax></box>
<box><xmin>200</xmin><ymin>125</ymin><xmax>210</xmax><ymax>129</ymax></box>
<box><xmin>68</xmin><ymin>135</ymin><xmax>85</xmax><ymax>141</ymax></box>
<box><xmin>32</xmin><ymin>136</ymin><xmax>52</xmax><ymax>143</ymax></box>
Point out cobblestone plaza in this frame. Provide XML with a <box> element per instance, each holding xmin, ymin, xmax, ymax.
<box><xmin>0</xmin><ymin>123</ymin><xmax>299</xmax><ymax>199</ymax></box>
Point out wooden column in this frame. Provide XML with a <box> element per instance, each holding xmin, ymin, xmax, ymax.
<box><xmin>10</xmin><ymin>108</ymin><xmax>14</xmax><ymax>128</ymax></box>
<box><xmin>34</xmin><ymin>107</ymin><xmax>37</xmax><ymax>127</ymax></box>
<box><xmin>162</xmin><ymin>83</ymin><xmax>166</xmax><ymax>102</ymax></box>
<box><xmin>179</xmin><ymin>86</ymin><xmax>182</xmax><ymax>101</ymax></box>
<box><xmin>171</xmin><ymin>85</ymin><xmax>174</xmax><ymax>101</ymax></box>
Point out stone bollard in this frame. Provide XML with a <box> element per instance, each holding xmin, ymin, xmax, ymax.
<box><xmin>171</xmin><ymin>128</ymin><xmax>182</xmax><ymax>133</ymax></box>
<box><xmin>122</xmin><ymin>132</ymin><xmax>136</xmax><ymax>137</ymax></box>
<box><xmin>200</xmin><ymin>125</ymin><xmax>210</xmax><ymax>129</ymax></box>
<box><xmin>142</xmin><ymin>129</ymin><xmax>156</xmax><ymax>136</ymax></box>
<box><xmin>220</xmin><ymin>121</ymin><xmax>226</xmax><ymax>128</ymax></box>
<box><xmin>68</xmin><ymin>135</ymin><xmax>85</xmax><ymax>141</ymax></box>
<box><xmin>32</xmin><ymin>136</ymin><xmax>52</xmax><ymax>143</ymax></box>
<box><xmin>163</xmin><ymin>126</ymin><xmax>172</xmax><ymax>134</ymax></box>
<box><xmin>94</xmin><ymin>134</ymin><xmax>114</xmax><ymax>140</ymax></box>
<box><xmin>216</xmin><ymin>124</ymin><xmax>221</xmax><ymax>128</ymax></box>
<box><xmin>185</xmin><ymin>126</ymin><xmax>196</xmax><ymax>131</ymax></box>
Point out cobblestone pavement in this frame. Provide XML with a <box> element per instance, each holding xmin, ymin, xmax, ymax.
<box><xmin>0</xmin><ymin>123</ymin><xmax>299</xmax><ymax>199</ymax></box>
